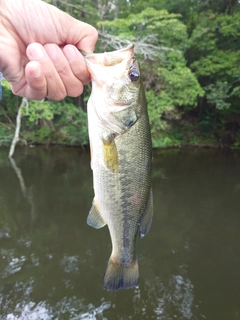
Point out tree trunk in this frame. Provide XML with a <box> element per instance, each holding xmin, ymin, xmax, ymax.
<box><xmin>9</xmin><ymin>97</ymin><xmax>28</xmax><ymax>158</ymax></box>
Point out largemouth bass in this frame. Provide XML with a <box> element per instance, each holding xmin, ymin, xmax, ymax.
<box><xmin>84</xmin><ymin>44</ymin><xmax>153</xmax><ymax>292</ymax></box>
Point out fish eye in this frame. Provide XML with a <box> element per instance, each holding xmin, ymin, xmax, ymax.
<box><xmin>128</xmin><ymin>70</ymin><xmax>140</xmax><ymax>82</ymax></box>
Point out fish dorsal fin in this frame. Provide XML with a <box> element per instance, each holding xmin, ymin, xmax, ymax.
<box><xmin>87</xmin><ymin>200</ymin><xmax>106</xmax><ymax>229</ymax></box>
<box><xmin>102</xmin><ymin>135</ymin><xmax>119</xmax><ymax>173</ymax></box>
<box><xmin>139</xmin><ymin>189</ymin><xmax>153</xmax><ymax>238</ymax></box>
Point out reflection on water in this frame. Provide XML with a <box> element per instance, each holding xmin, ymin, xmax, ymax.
<box><xmin>0</xmin><ymin>147</ymin><xmax>240</xmax><ymax>319</ymax></box>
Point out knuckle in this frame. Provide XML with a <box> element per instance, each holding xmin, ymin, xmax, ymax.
<box><xmin>48</xmin><ymin>89</ymin><xmax>66</xmax><ymax>101</ymax></box>
<box><xmin>57</xmin><ymin>64</ymin><xmax>71</xmax><ymax>78</ymax></box>
<box><xmin>68</xmin><ymin>83</ymin><xmax>83</xmax><ymax>97</ymax></box>
<box><xmin>90</xmin><ymin>27</ymin><xmax>99</xmax><ymax>41</ymax></box>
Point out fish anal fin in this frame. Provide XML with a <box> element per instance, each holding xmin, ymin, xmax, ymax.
<box><xmin>102</xmin><ymin>136</ymin><xmax>119</xmax><ymax>173</ymax></box>
<box><xmin>87</xmin><ymin>200</ymin><xmax>106</xmax><ymax>229</ymax></box>
<box><xmin>103</xmin><ymin>256</ymin><xmax>139</xmax><ymax>292</ymax></box>
<box><xmin>139</xmin><ymin>189</ymin><xmax>154</xmax><ymax>238</ymax></box>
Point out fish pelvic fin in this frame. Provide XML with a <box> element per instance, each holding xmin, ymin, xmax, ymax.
<box><xmin>87</xmin><ymin>200</ymin><xmax>106</xmax><ymax>229</ymax></box>
<box><xmin>103</xmin><ymin>257</ymin><xmax>139</xmax><ymax>292</ymax></box>
<box><xmin>139</xmin><ymin>188</ymin><xmax>154</xmax><ymax>238</ymax></box>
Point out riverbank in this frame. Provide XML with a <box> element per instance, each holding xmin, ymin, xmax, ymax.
<box><xmin>1</xmin><ymin>138</ymin><xmax>239</xmax><ymax>151</ymax></box>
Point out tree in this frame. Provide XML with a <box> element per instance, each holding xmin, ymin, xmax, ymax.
<box><xmin>187</xmin><ymin>10</ymin><xmax>240</xmax><ymax>145</ymax></box>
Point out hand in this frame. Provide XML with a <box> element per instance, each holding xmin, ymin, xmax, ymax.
<box><xmin>0</xmin><ymin>0</ymin><xmax>98</xmax><ymax>100</ymax></box>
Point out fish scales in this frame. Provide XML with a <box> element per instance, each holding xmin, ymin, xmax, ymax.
<box><xmin>84</xmin><ymin>44</ymin><xmax>153</xmax><ymax>292</ymax></box>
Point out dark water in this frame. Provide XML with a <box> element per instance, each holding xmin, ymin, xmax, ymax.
<box><xmin>0</xmin><ymin>147</ymin><xmax>240</xmax><ymax>320</ymax></box>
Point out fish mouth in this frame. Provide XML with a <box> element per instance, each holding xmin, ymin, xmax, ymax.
<box><xmin>83</xmin><ymin>44</ymin><xmax>134</xmax><ymax>67</ymax></box>
<box><xmin>83</xmin><ymin>44</ymin><xmax>134</xmax><ymax>56</ymax></box>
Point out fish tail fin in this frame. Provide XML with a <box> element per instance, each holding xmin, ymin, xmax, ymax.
<box><xmin>103</xmin><ymin>257</ymin><xmax>139</xmax><ymax>292</ymax></box>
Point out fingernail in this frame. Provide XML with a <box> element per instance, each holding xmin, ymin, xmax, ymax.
<box><xmin>29</xmin><ymin>44</ymin><xmax>44</xmax><ymax>60</ymax></box>
<box><xmin>32</xmin><ymin>66</ymin><xmax>41</xmax><ymax>78</ymax></box>
<box><xmin>64</xmin><ymin>46</ymin><xmax>77</xmax><ymax>62</ymax></box>
<box><xmin>30</xmin><ymin>62</ymin><xmax>41</xmax><ymax>78</ymax></box>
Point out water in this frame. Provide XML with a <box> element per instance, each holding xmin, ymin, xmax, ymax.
<box><xmin>0</xmin><ymin>147</ymin><xmax>240</xmax><ymax>320</ymax></box>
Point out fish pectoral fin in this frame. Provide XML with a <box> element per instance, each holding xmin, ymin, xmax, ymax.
<box><xmin>102</xmin><ymin>135</ymin><xmax>119</xmax><ymax>173</ymax></box>
<box><xmin>139</xmin><ymin>189</ymin><xmax>154</xmax><ymax>238</ymax></box>
<box><xmin>87</xmin><ymin>200</ymin><xmax>106</xmax><ymax>229</ymax></box>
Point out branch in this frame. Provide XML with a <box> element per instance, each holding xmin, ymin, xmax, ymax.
<box><xmin>55</xmin><ymin>0</ymin><xmax>80</xmax><ymax>9</ymax></box>
<box><xmin>0</xmin><ymin>122</ymin><xmax>13</xmax><ymax>131</ymax></box>
<box><xmin>98</xmin><ymin>32</ymin><xmax>181</xmax><ymax>60</ymax></box>
<box><xmin>53</xmin><ymin>0</ymin><xmax>95</xmax><ymax>15</ymax></box>
<box><xmin>8</xmin><ymin>97</ymin><xmax>28</xmax><ymax>158</ymax></box>
<box><xmin>0</xmin><ymin>106</ymin><xmax>15</xmax><ymax>126</ymax></box>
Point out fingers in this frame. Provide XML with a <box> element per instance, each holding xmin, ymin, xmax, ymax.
<box><xmin>26</xmin><ymin>43</ymin><xmax>66</xmax><ymax>101</ymax></box>
<box><xmin>62</xmin><ymin>45</ymin><xmax>90</xmax><ymax>85</ymax></box>
<box><xmin>24</xmin><ymin>61</ymin><xmax>47</xmax><ymax>100</ymax></box>
<box><xmin>25</xmin><ymin>42</ymin><xmax>89</xmax><ymax>101</ymax></box>
<box><xmin>44</xmin><ymin>43</ymin><xmax>85</xmax><ymax>96</ymax></box>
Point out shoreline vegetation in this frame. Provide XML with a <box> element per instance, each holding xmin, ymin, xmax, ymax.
<box><xmin>1</xmin><ymin>0</ymin><xmax>240</xmax><ymax>151</ymax></box>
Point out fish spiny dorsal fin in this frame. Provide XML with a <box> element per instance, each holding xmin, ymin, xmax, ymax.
<box><xmin>87</xmin><ymin>199</ymin><xmax>106</xmax><ymax>229</ymax></box>
<box><xmin>139</xmin><ymin>189</ymin><xmax>154</xmax><ymax>238</ymax></box>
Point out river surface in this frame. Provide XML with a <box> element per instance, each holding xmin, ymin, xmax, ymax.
<box><xmin>0</xmin><ymin>147</ymin><xmax>240</xmax><ymax>320</ymax></box>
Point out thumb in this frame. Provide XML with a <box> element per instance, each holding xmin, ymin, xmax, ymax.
<box><xmin>60</xmin><ymin>15</ymin><xmax>98</xmax><ymax>53</ymax></box>
<box><xmin>75</xmin><ymin>21</ymin><xmax>99</xmax><ymax>53</ymax></box>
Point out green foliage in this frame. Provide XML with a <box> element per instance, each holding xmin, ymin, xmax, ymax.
<box><xmin>54</xmin><ymin>103</ymin><xmax>89</xmax><ymax>146</ymax></box>
<box><xmin>0</xmin><ymin>79</ymin><xmax>20</xmax><ymax>118</ymax></box>
<box><xmin>23</xmin><ymin>126</ymin><xmax>54</xmax><ymax>144</ymax></box>
<box><xmin>204</xmin><ymin>82</ymin><xmax>231</xmax><ymax>110</ymax></box>
<box><xmin>1</xmin><ymin>84</ymin><xmax>89</xmax><ymax>146</ymax></box>
<box><xmin>22</xmin><ymin>100</ymin><xmax>89</xmax><ymax>146</ymax></box>
<box><xmin>0</xmin><ymin>125</ymin><xmax>13</xmax><ymax>146</ymax></box>
<box><xmin>157</xmin><ymin>54</ymin><xmax>204</xmax><ymax>107</ymax></box>
<box><xmin>22</xmin><ymin>100</ymin><xmax>55</xmax><ymax>122</ymax></box>
<box><xmin>187</xmin><ymin>9</ymin><xmax>240</xmax><ymax>147</ymax></box>
<box><xmin>99</xmin><ymin>8</ymin><xmax>189</xmax><ymax>52</ymax></box>
<box><xmin>232</xmin><ymin>135</ymin><xmax>240</xmax><ymax>149</ymax></box>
